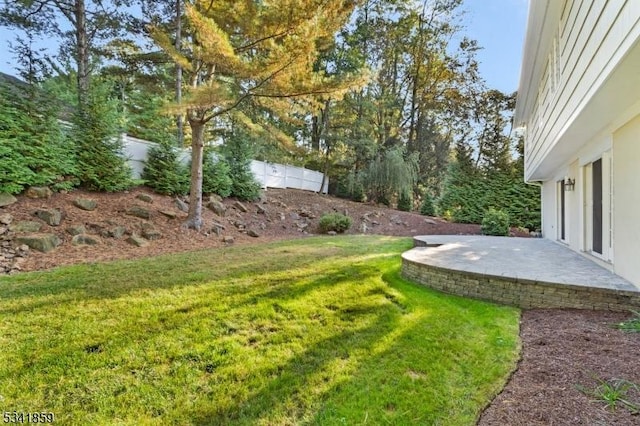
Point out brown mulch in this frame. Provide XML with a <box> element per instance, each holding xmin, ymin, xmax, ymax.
<box><xmin>2</xmin><ymin>187</ymin><xmax>639</xmax><ymax>425</ymax></box>
<box><xmin>479</xmin><ymin>309</ymin><xmax>640</xmax><ymax>425</ymax></box>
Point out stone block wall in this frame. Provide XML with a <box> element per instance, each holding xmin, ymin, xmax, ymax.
<box><xmin>402</xmin><ymin>258</ymin><xmax>640</xmax><ymax>312</ymax></box>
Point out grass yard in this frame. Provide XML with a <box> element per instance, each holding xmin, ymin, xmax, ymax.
<box><xmin>0</xmin><ymin>236</ymin><xmax>520</xmax><ymax>425</ymax></box>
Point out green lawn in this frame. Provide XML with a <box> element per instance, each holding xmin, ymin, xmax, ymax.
<box><xmin>0</xmin><ymin>236</ymin><xmax>520</xmax><ymax>425</ymax></box>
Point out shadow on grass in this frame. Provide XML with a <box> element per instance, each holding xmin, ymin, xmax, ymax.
<box><xmin>1</xmin><ymin>260</ymin><xmax>399</xmax><ymax>375</ymax></box>
<box><xmin>306</xmin><ymin>272</ymin><xmax>520</xmax><ymax>425</ymax></box>
<box><xmin>190</xmin><ymin>310</ymin><xmax>398</xmax><ymax>425</ymax></box>
<box><xmin>0</xmin><ymin>237</ymin><xmax>410</xmax><ymax>304</ymax></box>
<box><xmin>0</xmin><ymin>254</ymin><xmax>395</xmax><ymax>317</ymax></box>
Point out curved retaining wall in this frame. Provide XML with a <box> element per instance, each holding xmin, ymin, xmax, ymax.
<box><xmin>401</xmin><ymin>255</ymin><xmax>640</xmax><ymax>312</ymax></box>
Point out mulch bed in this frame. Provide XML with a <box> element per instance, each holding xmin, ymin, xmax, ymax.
<box><xmin>479</xmin><ymin>309</ymin><xmax>640</xmax><ymax>425</ymax></box>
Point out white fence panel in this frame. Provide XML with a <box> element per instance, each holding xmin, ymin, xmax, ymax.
<box><xmin>302</xmin><ymin>168</ymin><xmax>325</xmax><ymax>192</ymax></box>
<box><xmin>249</xmin><ymin>160</ymin><xmax>328</xmax><ymax>193</ymax></box>
<box><xmin>122</xmin><ymin>135</ymin><xmax>157</xmax><ymax>179</ymax></box>
<box><xmin>286</xmin><ymin>165</ymin><xmax>304</xmax><ymax>189</ymax></box>
<box><xmin>122</xmin><ymin>134</ymin><xmax>328</xmax><ymax>193</ymax></box>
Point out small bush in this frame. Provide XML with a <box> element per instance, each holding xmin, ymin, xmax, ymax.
<box><xmin>222</xmin><ymin>129</ymin><xmax>261</xmax><ymax>201</ymax></box>
<box><xmin>318</xmin><ymin>213</ymin><xmax>352</xmax><ymax>233</ymax></box>
<box><xmin>397</xmin><ymin>191</ymin><xmax>412</xmax><ymax>211</ymax></box>
<box><xmin>481</xmin><ymin>208</ymin><xmax>510</xmax><ymax>236</ymax></box>
<box><xmin>616</xmin><ymin>310</ymin><xmax>640</xmax><ymax>333</ymax></box>
<box><xmin>202</xmin><ymin>150</ymin><xmax>232</xmax><ymax>197</ymax></box>
<box><xmin>143</xmin><ymin>143</ymin><xmax>189</xmax><ymax>195</ymax></box>
<box><xmin>420</xmin><ymin>192</ymin><xmax>435</xmax><ymax>216</ymax></box>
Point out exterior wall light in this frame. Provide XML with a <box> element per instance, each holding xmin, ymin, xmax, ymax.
<box><xmin>564</xmin><ymin>176</ymin><xmax>575</xmax><ymax>191</ymax></box>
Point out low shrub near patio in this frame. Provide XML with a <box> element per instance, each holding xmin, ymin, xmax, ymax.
<box><xmin>0</xmin><ymin>236</ymin><xmax>519</xmax><ymax>424</ymax></box>
<box><xmin>616</xmin><ymin>310</ymin><xmax>640</xmax><ymax>332</ymax></box>
<box><xmin>318</xmin><ymin>212</ymin><xmax>352</xmax><ymax>233</ymax></box>
<box><xmin>482</xmin><ymin>208</ymin><xmax>510</xmax><ymax>236</ymax></box>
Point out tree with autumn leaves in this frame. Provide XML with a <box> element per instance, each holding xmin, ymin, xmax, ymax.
<box><xmin>151</xmin><ymin>0</ymin><xmax>363</xmax><ymax>229</ymax></box>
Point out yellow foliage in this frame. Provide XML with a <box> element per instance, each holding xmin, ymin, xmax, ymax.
<box><xmin>152</xmin><ymin>0</ymin><xmax>364</xmax><ymax>124</ymax></box>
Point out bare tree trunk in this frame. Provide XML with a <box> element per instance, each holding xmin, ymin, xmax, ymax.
<box><xmin>317</xmin><ymin>100</ymin><xmax>331</xmax><ymax>194</ymax></box>
<box><xmin>175</xmin><ymin>0</ymin><xmax>184</xmax><ymax>145</ymax></box>
<box><xmin>318</xmin><ymin>141</ymin><xmax>333</xmax><ymax>196</ymax></box>
<box><xmin>185</xmin><ymin>118</ymin><xmax>205</xmax><ymax>229</ymax></box>
<box><xmin>75</xmin><ymin>0</ymin><xmax>89</xmax><ymax>108</ymax></box>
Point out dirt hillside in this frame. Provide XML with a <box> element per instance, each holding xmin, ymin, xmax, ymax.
<box><xmin>0</xmin><ymin>186</ymin><xmax>522</xmax><ymax>273</ymax></box>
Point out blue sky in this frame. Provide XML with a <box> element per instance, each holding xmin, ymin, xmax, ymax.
<box><xmin>0</xmin><ymin>0</ymin><xmax>528</xmax><ymax>93</ymax></box>
<box><xmin>463</xmin><ymin>0</ymin><xmax>529</xmax><ymax>93</ymax></box>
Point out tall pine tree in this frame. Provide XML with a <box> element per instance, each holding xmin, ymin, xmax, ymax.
<box><xmin>151</xmin><ymin>0</ymin><xmax>362</xmax><ymax>229</ymax></box>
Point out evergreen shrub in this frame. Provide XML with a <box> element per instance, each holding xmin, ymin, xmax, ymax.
<box><xmin>397</xmin><ymin>190</ymin><xmax>412</xmax><ymax>211</ymax></box>
<box><xmin>419</xmin><ymin>192</ymin><xmax>436</xmax><ymax>216</ymax></box>
<box><xmin>202</xmin><ymin>149</ymin><xmax>232</xmax><ymax>197</ymax></box>
<box><xmin>73</xmin><ymin>81</ymin><xmax>132</xmax><ymax>191</ymax></box>
<box><xmin>318</xmin><ymin>213</ymin><xmax>352</xmax><ymax>233</ymax></box>
<box><xmin>334</xmin><ymin>171</ymin><xmax>365</xmax><ymax>202</ymax></box>
<box><xmin>143</xmin><ymin>143</ymin><xmax>189</xmax><ymax>195</ymax></box>
<box><xmin>222</xmin><ymin>128</ymin><xmax>261</xmax><ymax>201</ymax></box>
<box><xmin>481</xmin><ymin>208</ymin><xmax>510</xmax><ymax>236</ymax></box>
<box><xmin>0</xmin><ymin>82</ymin><xmax>77</xmax><ymax>193</ymax></box>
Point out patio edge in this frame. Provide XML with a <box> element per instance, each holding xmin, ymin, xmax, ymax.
<box><xmin>401</xmin><ymin>254</ymin><xmax>640</xmax><ymax>312</ymax></box>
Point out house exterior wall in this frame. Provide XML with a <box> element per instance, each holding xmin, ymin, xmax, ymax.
<box><xmin>613</xmin><ymin>114</ymin><xmax>640</xmax><ymax>285</ymax></box>
<box><xmin>516</xmin><ymin>1</ymin><xmax>640</xmax><ymax>287</ymax></box>
<box><xmin>541</xmin><ymin>181</ymin><xmax>556</xmax><ymax>239</ymax></box>
<box><xmin>567</xmin><ymin>159</ymin><xmax>580</xmax><ymax>248</ymax></box>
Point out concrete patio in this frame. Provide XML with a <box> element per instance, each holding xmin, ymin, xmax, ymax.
<box><xmin>402</xmin><ymin>235</ymin><xmax>640</xmax><ymax>311</ymax></box>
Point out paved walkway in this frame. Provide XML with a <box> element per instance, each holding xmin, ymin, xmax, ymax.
<box><xmin>405</xmin><ymin>235</ymin><xmax>639</xmax><ymax>293</ymax></box>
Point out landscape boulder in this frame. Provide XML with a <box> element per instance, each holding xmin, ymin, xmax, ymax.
<box><xmin>207</xmin><ymin>200</ymin><xmax>227</xmax><ymax>217</ymax></box>
<box><xmin>73</xmin><ymin>198</ymin><xmax>97</xmax><ymax>211</ymax></box>
<box><xmin>0</xmin><ymin>193</ymin><xmax>17</xmax><ymax>207</ymax></box>
<box><xmin>126</xmin><ymin>206</ymin><xmax>151</xmax><ymax>220</ymax></box>
<box><xmin>0</xmin><ymin>230</ymin><xmax>29</xmax><ymax>273</ymax></box>
<box><xmin>72</xmin><ymin>234</ymin><xmax>101</xmax><ymax>245</ymax></box>
<box><xmin>34</xmin><ymin>208</ymin><xmax>63</xmax><ymax>226</ymax></box>
<box><xmin>141</xmin><ymin>223</ymin><xmax>162</xmax><ymax>240</ymax></box>
<box><xmin>159</xmin><ymin>210</ymin><xmax>177</xmax><ymax>219</ymax></box>
<box><xmin>136</xmin><ymin>194</ymin><xmax>153</xmax><ymax>203</ymax></box>
<box><xmin>66</xmin><ymin>225</ymin><xmax>86</xmax><ymax>236</ymax></box>
<box><xmin>298</xmin><ymin>208</ymin><xmax>315</xmax><ymax>219</ymax></box>
<box><xmin>25</xmin><ymin>186</ymin><xmax>52</xmax><ymax>199</ymax></box>
<box><xmin>10</xmin><ymin>221</ymin><xmax>43</xmax><ymax>233</ymax></box>
<box><xmin>174</xmin><ymin>198</ymin><xmax>189</xmax><ymax>213</ymax></box>
<box><xmin>234</xmin><ymin>201</ymin><xmax>248</xmax><ymax>213</ymax></box>
<box><xmin>15</xmin><ymin>234</ymin><xmax>61</xmax><ymax>253</ymax></box>
<box><xmin>247</xmin><ymin>229</ymin><xmax>260</xmax><ymax>238</ymax></box>
<box><xmin>126</xmin><ymin>234</ymin><xmax>149</xmax><ymax>247</ymax></box>
<box><xmin>106</xmin><ymin>225</ymin><xmax>127</xmax><ymax>239</ymax></box>
<box><xmin>0</xmin><ymin>213</ymin><xmax>13</xmax><ymax>225</ymax></box>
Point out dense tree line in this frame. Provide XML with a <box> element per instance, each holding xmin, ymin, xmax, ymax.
<box><xmin>0</xmin><ymin>0</ymin><xmax>540</xmax><ymax>231</ymax></box>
